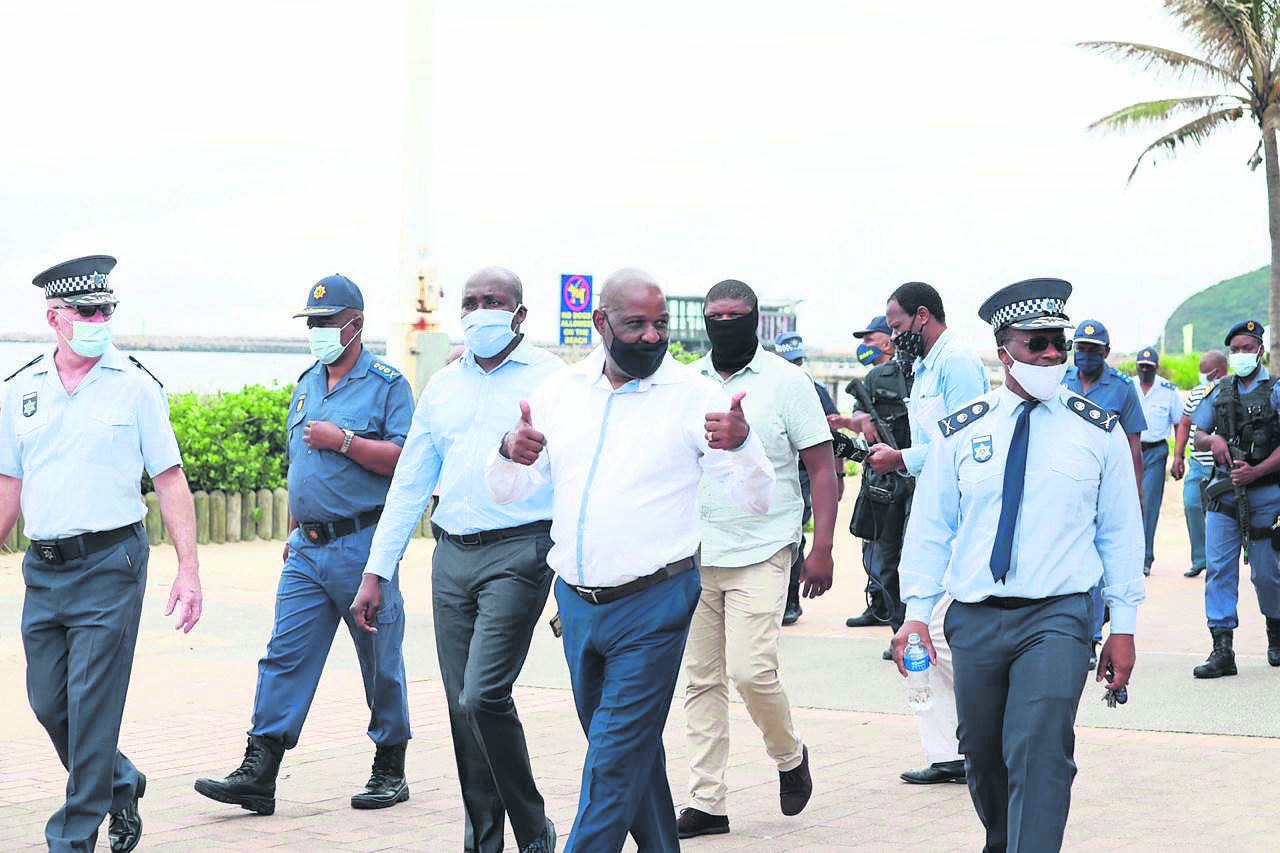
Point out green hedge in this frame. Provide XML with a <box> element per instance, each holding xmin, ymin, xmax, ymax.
<box><xmin>166</xmin><ymin>384</ymin><xmax>294</xmax><ymax>494</ymax></box>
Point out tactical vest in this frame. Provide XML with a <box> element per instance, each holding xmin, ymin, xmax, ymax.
<box><xmin>864</xmin><ymin>361</ymin><xmax>913</xmax><ymax>449</ymax></box>
<box><xmin>1211</xmin><ymin>376</ymin><xmax>1280</xmax><ymax>466</ymax></box>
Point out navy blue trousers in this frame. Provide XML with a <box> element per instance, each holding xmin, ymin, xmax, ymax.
<box><xmin>556</xmin><ymin>568</ymin><xmax>701</xmax><ymax>853</ymax></box>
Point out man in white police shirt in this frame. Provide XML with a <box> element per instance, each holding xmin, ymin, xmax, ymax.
<box><xmin>0</xmin><ymin>255</ymin><xmax>203</xmax><ymax>853</ymax></box>
<box><xmin>895</xmin><ymin>278</ymin><xmax>1144</xmax><ymax>853</ymax></box>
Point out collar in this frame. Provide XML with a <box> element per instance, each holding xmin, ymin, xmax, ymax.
<box><xmin>31</xmin><ymin>344</ymin><xmax>127</xmax><ymax>376</ymax></box>
<box><xmin>571</xmin><ymin>345</ymin><xmax>683</xmax><ymax>391</ymax></box>
<box><xmin>461</xmin><ymin>336</ymin><xmax>536</xmax><ymax>372</ymax></box>
<box><xmin>995</xmin><ymin>383</ymin><xmax>1035</xmax><ymax>419</ymax></box>
<box><xmin>695</xmin><ymin>345</ymin><xmax>768</xmax><ymax>381</ymax></box>
<box><xmin>919</xmin><ymin>328</ymin><xmax>954</xmax><ymax>372</ymax></box>
<box><xmin>1239</xmin><ymin>365</ymin><xmax>1271</xmax><ymax>389</ymax></box>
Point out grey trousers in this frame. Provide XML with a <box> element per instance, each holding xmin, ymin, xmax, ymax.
<box><xmin>21</xmin><ymin>525</ymin><xmax>149</xmax><ymax>853</ymax></box>
<box><xmin>944</xmin><ymin>593</ymin><xmax>1091</xmax><ymax>853</ymax></box>
<box><xmin>432</xmin><ymin>528</ymin><xmax>554</xmax><ymax>853</ymax></box>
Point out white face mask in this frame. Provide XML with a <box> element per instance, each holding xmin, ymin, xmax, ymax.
<box><xmin>309</xmin><ymin>318</ymin><xmax>356</xmax><ymax>365</ymax></box>
<box><xmin>57</xmin><ymin>317</ymin><xmax>113</xmax><ymax>358</ymax></box>
<box><xmin>462</xmin><ymin>306</ymin><xmax>521</xmax><ymax>358</ymax></box>
<box><xmin>1002</xmin><ymin>348</ymin><xmax>1068</xmax><ymax>401</ymax></box>
<box><xmin>1229</xmin><ymin>351</ymin><xmax>1261</xmax><ymax>377</ymax></box>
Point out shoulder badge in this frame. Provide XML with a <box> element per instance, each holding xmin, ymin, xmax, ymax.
<box><xmin>1160</xmin><ymin>378</ymin><xmax>1177</xmax><ymax>390</ymax></box>
<box><xmin>128</xmin><ymin>356</ymin><xmax>164</xmax><ymax>387</ymax></box>
<box><xmin>1114</xmin><ymin>369</ymin><xmax>1132</xmax><ymax>384</ymax></box>
<box><xmin>938</xmin><ymin>401</ymin><xmax>991</xmax><ymax>437</ymax></box>
<box><xmin>1064</xmin><ymin>393</ymin><xmax>1118</xmax><ymax>431</ymax></box>
<box><xmin>369</xmin><ymin>360</ymin><xmax>402</xmax><ymax>383</ymax></box>
<box><xmin>4</xmin><ymin>354</ymin><xmax>44</xmax><ymax>383</ymax></box>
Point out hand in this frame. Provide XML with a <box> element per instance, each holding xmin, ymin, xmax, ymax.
<box><xmin>867</xmin><ymin>443</ymin><xmax>905</xmax><ymax>474</ymax></box>
<box><xmin>705</xmin><ymin>392</ymin><xmax>750</xmax><ymax>450</ymax></box>
<box><xmin>1209</xmin><ymin>435</ymin><xmax>1232</xmax><ymax>469</ymax></box>
<box><xmin>1230</xmin><ymin>459</ymin><xmax>1260</xmax><ymax>486</ymax></box>
<box><xmin>827</xmin><ymin>413</ymin><xmax>857</xmax><ymax>431</ymax></box>
<box><xmin>303</xmin><ymin>420</ymin><xmax>343</xmax><ymax>452</ymax></box>
<box><xmin>164</xmin><ymin>566</ymin><xmax>203</xmax><ymax>633</ymax></box>
<box><xmin>349</xmin><ymin>573</ymin><xmax>384</xmax><ymax>634</ymax></box>
<box><xmin>800</xmin><ymin>547</ymin><xmax>834</xmax><ymax>598</ymax></box>
<box><xmin>891</xmin><ymin>620</ymin><xmax>935</xmax><ymax>677</ymax></box>
<box><xmin>501</xmin><ymin>401</ymin><xmax>547</xmax><ymax>466</ymax></box>
<box><xmin>1096</xmin><ymin>633</ymin><xmax>1135</xmax><ymax>693</ymax></box>
<box><xmin>282</xmin><ymin>542</ymin><xmax>291</xmax><ymax>563</ymax></box>
<box><xmin>1171</xmin><ymin>456</ymin><xmax>1186</xmax><ymax>481</ymax></box>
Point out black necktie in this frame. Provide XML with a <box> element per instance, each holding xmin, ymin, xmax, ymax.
<box><xmin>990</xmin><ymin>399</ymin><xmax>1037</xmax><ymax>582</ymax></box>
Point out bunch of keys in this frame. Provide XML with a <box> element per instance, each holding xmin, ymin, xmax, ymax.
<box><xmin>1101</xmin><ymin>661</ymin><xmax>1128</xmax><ymax>709</ymax></box>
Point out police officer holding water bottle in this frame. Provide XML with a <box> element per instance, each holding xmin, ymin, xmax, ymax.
<box><xmin>894</xmin><ymin>278</ymin><xmax>1145</xmax><ymax>853</ymax></box>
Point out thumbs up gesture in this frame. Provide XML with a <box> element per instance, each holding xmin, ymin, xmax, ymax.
<box><xmin>501</xmin><ymin>400</ymin><xmax>547</xmax><ymax>466</ymax></box>
<box><xmin>704</xmin><ymin>392</ymin><xmax>750</xmax><ymax>451</ymax></box>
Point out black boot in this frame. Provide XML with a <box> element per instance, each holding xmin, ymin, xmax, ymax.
<box><xmin>351</xmin><ymin>743</ymin><xmax>410</xmax><ymax>809</ymax></box>
<box><xmin>1267</xmin><ymin>618</ymin><xmax>1280</xmax><ymax>667</ymax></box>
<box><xmin>194</xmin><ymin>735</ymin><xmax>283</xmax><ymax>815</ymax></box>
<box><xmin>1193</xmin><ymin>628</ymin><xmax>1238</xmax><ymax>679</ymax></box>
<box><xmin>782</xmin><ymin>583</ymin><xmax>802</xmax><ymax>626</ymax></box>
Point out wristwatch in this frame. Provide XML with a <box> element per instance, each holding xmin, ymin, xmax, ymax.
<box><xmin>339</xmin><ymin>428</ymin><xmax>355</xmax><ymax>455</ymax></box>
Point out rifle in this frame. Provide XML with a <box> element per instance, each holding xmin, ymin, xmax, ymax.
<box><xmin>1230</xmin><ymin>445</ymin><xmax>1252</xmax><ymax>565</ymax></box>
<box><xmin>847</xmin><ymin>377</ymin><xmax>898</xmax><ymax>451</ymax></box>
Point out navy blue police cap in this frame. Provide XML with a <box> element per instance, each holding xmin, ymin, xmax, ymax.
<box><xmin>978</xmin><ymin>278</ymin><xmax>1073</xmax><ymax>333</ymax></box>
<box><xmin>32</xmin><ymin>255</ymin><xmax>119</xmax><ymax>306</ymax></box>
<box><xmin>852</xmin><ymin>315</ymin><xmax>891</xmax><ymax>338</ymax></box>
<box><xmin>774</xmin><ymin>331</ymin><xmax>806</xmax><ymax>362</ymax></box>
<box><xmin>1074</xmin><ymin>320</ymin><xmax>1109</xmax><ymax>347</ymax></box>
<box><xmin>293</xmin><ymin>274</ymin><xmax>365</xmax><ymax>318</ymax></box>
<box><xmin>1225</xmin><ymin>319</ymin><xmax>1265</xmax><ymax>347</ymax></box>
<box><xmin>1136</xmin><ymin>347</ymin><xmax>1159</xmax><ymax>366</ymax></box>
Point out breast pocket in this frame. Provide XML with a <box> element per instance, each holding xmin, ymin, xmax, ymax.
<box><xmin>287</xmin><ymin>407</ymin><xmax>308</xmax><ymax>456</ymax></box>
<box><xmin>334</xmin><ymin>414</ymin><xmax>372</xmax><ymax>437</ymax></box>
<box><xmin>1045</xmin><ymin>452</ymin><xmax>1102</xmax><ymax>517</ymax></box>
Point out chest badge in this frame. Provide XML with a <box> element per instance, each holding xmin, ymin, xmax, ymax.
<box><xmin>296</xmin><ymin>394</ymin><xmax>306</xmax><ymax>413</ymax></box>
<box><xmin>971</xmin><ymin>434</ymin><xmax>993</xmax><ymax>463</ymax></box>
<box><xmin>22</xmin><ymin>393</ymin><xmax>37</xmax><ymax>418</ymax></box>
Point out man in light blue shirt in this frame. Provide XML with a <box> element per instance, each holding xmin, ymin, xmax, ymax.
<box><xmin>896</xmin><ymin>278</ymin><xmax>1144</xmax><ymax>853</ymax></box>
<box><xmin>1135</xmin><ymin>347</ymin><xmax>1183</xmax><ymax>575</ymax></box>
<box><xmin>863</xmin><ymin>281</ymin><xmax>988</xmax><ymax>787</ymax></box>
<box><xmin>351</xmin><ymin>267</ymin><xmax>563</xmax><ymax>853</ymax></box>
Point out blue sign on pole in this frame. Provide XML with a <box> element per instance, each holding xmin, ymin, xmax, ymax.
<box><xmin>560</xmin><ymin>274</ymin><xmax>593</xmax><ymax>346</ymax></box>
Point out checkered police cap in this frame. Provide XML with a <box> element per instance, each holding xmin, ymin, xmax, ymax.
<box><xmin>978</xmin><ymin>278</ymin><xmax>1073</xmax><ymax>333</ymax></box>
<box><xmin>32</xmin><ymin>255</ymin><xmax>118</xmax><ymax>305</ymax></box>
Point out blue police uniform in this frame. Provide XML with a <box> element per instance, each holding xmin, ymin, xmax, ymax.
<box><xmin>1135</xmin><ymin>348</ymin><xmax>1183</xmax><ymax>572</ymax></box>
<box><xmin>0</xmin><ymin>256</ymin><xmax>183</xmax><ymax>853</ymax></box>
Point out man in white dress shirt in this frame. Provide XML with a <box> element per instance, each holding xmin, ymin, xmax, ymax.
<box><xmin>486</xmin><ymin>269</ymin><xmax>775</xmax><ymax>853</ymax></box>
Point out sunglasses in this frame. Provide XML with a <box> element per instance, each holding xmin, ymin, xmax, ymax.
<box><xmin>57</xmin><ymin>304</ymin><xmax>115</xmax><ymax>319</ymax></box>
<box><xmin>1014</xmin><ymin>334</ymin><xmax>1072</xmax><ymax>354</ymax></box>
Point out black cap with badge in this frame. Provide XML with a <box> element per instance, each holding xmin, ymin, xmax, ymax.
<box><xmin>1225</xmin><ymin>319</ymin><xmax>1265</xmax><ymax>347</ymax></box>
<box><xmin>32</xmin><ymin>255</ymin><xmax>119</xmax><ymax>306</ymax></box>
<box><xmin>978</xmin><ymin>277</ymin><xmax>1073</xmax><ymax>333</ymax></box>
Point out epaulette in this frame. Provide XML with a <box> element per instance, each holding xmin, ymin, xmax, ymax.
<box><xmin>128</xmin><ymin>356</ymin><xmax>164</xmax><ymax>387</ymax></box>
<box><xmin>1113</xmin><ymin>369</ymin><xmax>1132</xmax><ymax>384</ymax></box>
<box><xmin>1064</xmin><ymin>393</ymin><xmax>1118</xmax><ymax>431</ymax></box>
<box><xmin>938</xmin><ymin>401</ymin><xmax>991</xmax><ymax>437</ymax></box>
<box><xmin>4</xmin><ymin>354</ymin><xmax>43</xmax><ymax>382</ymax></box>
<box><xmin>1160</xmin><ymin>378</ymin><xmax>1177</xmax><ymax>390</ymax></box>
<box><xmin>298</xmin><ymin>362</ymin><xmax>318</xmax><ymax>382</ymax></box>
<box><xmin>369</xmin><ymin>360</ymin><xmax>402</xmax><ymax>383</ymax></box>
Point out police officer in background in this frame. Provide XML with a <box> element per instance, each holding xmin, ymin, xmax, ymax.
<box><xmin>0</xmin><ymin>255</ymin><xmax>203</xmax><ymax>853</ymax></box>
<box><xmin>897</xmin><ymin>278</ymin><xmax>1144</xmax><ymax>853</ymax></box>
<box><xmin>1190</xmin><ymin>320</ymin><xmax>1280</xmax><ymax>677</ymax></box>
<box><xmin>195</xmin><ymin>275</ymin><xmax>415</xmax><ymax>814</ymax></box>
<box><xmin>1063</xmin><ymin>320</ymin><xmax>1146</xmax><ymax>665</ymax></box>
<box><xmin>1135</xmin><ymin>347</ymin><xmax>1183</xmax><ymax>576</ymax></box>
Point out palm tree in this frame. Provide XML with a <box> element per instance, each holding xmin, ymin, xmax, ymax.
<box><xmin>1081</xmin><ymin>1</ymin><xmax>1280</xmax><ymax>362</ymax></box>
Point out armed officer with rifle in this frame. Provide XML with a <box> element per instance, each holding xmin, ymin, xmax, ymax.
<box><xmin>1190</xmin><ymin>319</ymin><xmax>1280</xmax><ymax>678</ymax></box>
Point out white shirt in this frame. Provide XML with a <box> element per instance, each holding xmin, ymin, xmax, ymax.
<box><xmin>900</xmin><ymin>384</ymin><xmax>1146</xmax><ymax>634</ymax></box>
<box><xmin>899</xmin><ymin>329</ymin><xmax>990</xmax><ymax>477</ymax></box>
<box><xmin>485</xmin><ymin>347</ymin><xmax>775</xmax><ymax>587</ymax></box>
<box><xmin>1138</xmin><ymin>377</ymin><xmax>1183</xmax><ymax>444</ymax></box>
<box><xmin>0</xmin><ymin>346</ymin><xmax>183</xmax><ymax>540</ymax></box>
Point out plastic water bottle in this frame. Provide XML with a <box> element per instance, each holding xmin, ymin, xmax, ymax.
<box><xmin>903</xmin><ymin>633</ymin><xmax>934</xmax><ymax>712</ymax></box>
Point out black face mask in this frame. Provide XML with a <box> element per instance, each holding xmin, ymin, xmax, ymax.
<box><xmin>891</xmin><ymin>313</ymin><xmax>927</xmax><ymax>362</ymax></box>
<box><xmin>705</xmin><ymin>307</ymin><xmax>759</xmax><ymax>374</ymax></box>
<box><xmin>1138</xmin><ymin>366</ymin><xmax>1157</xmax><ymax>381</ymax></box>
<box><xmin>605</xmin><ymin>315</ymin><xmax>667</xmax><ymax>380</ymax></box>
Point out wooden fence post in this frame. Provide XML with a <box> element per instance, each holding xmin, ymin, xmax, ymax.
<box><xmin>257</xmin><ymin>489</ymin><xmax>274</xmax><ymax>540</ymax></box>
<box><xmin>210</xmin><ymin>491</ymin><xmax>226</xmax><ymax>545</ymax></box>
<box><xmin>194</xmin><ymin>491</ymin><xmax>210</xmax><ymax>545</ymax></box>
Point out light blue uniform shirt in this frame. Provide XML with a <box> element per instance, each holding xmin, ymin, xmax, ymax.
<box><xmin>1190</xmin><ymin>366</ymin><xmax>1280</xmax><ymax>472</ymax></box>
<box><xmin>0</xmin><ymin>346</ymin><xmax>182</xmax><ymax>540</ymax></box>
<box><xmin>1137</xmin><ymin>377</ymin><xmax>1182</xmax><ymax>444</ymax></box>
<box><xmin>899</xmin><ymin>329</ymin><xmax>989</xmax><ymax>477</ymax></box>
<box><xmin>287</xmin><ymin>346</ymin><xmax>414</xmax><ymax>523</ymax></box>
<box><xmin>1063</xmin><ymin>365</ymin><xmax>1146</xmax><ymax>435</ymax></box>
<box><xmin>899</xmin><ymin>384</ymin><xmax>1146</xmax><ymax>634</ymax></box>
<box><xmin>364</xmin><ymin>339</ymin><xmax>564</xmax><ymax>580</ymax></box>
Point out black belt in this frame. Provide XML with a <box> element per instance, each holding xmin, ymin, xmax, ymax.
<box><xmin>432</xmin><ymin>520</ymin><xmax>551</xmax><ymax>547</ymax></box>
<box><xmin>1141</xmin><ymin>440</ymin><xmax>1167</xmax><ymax>450</ymax></box>
<box><xmin>975</xmin><ymin>591</ymin><xmax>1083</xmax><ymax>611</ymax></box>
<box><xmin>29</xmin><ymin>522</ymin><xmax>143</xmax><ymax>565</ymax></box>
<box><xmin>568</xmin><ymin>557</ymin><xmax>696</xmax><ymax>606</ymax></box>
<box><xmin>298</xmin><ymin>507</ymin><xmax>383</xmax><ymax>546</ymax></box>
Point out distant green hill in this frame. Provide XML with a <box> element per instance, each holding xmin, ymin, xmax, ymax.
<box><xmin>1163</xmin><ymin>267</ymin><xmax>1268</xmax><ymax>353</ymax></box>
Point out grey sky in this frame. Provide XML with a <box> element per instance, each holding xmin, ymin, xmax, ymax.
<box><xmin>0</xmin><ymin>1</ymin><xmax>1266</xmax><ymax>353</ymax></box>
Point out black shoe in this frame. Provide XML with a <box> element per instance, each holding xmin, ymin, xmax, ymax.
<box><xmin>881</xmin><ymin>646</ymin><xmax>892</xmax><ymax>661</ymax></box>
<box><xmin>846</xmin><ymin>607</ymin><xmax>890</xmax><ymax>628</ymax></box>
<box><xmin>1184</xmin><ymin>565</ymin><xmax>1206</xmax><ymax>578</ymax></box>
<box><xmin>194</xmin><ymin>735</ymin><xmax>284</xmax><ymax>815</ymax></box>
<box><xmin>521</xmin><ymin>817</ymin><xmax>557</xmax><ymax>852</ymax></box>
<box><xmin>351</xmin><ymin>743</ymin><xmax>410</xmax><ymax>809</ymax></box>
<box><xmin>1267</xmin><ymin>618</ymin><xmax>1280</xmax><ymax>667</ymax></box>
<box><xmin>779</xmin><ymin>745</ymin><xmax>812</xmax><ymax>816</ymax></box>
<box><xmin>108</xmin><ymin>774</ymin><xmax>145</xmax><ymax>853</ymax></box>
<box><xmin>900</xmin><ymin>760</ymin><xmax>966</xmax><ymax>785</ymax></box>
<box><xmin>782</xmin><ymin>596</ymin><xmax>802</xmax><ymax>627</ymax></box>
<box><xmin>1143</xmin><ymin>564</ymin><xmax>1152</xmax><ymax>577</ymax></box>
<box><xmin>676</xmin><ymin>807</ymin><xmax>729</xmax><ymax>839</ymax></box>
<box><xmin>1088</xmin><ymin>640</ymin><xmax>1098</xmax><ymax>672</ymax></box>
<box><xmin>1193</xmin><ymin>628</ymin><xmax>1238</xmax><ymax>679</ymax></box>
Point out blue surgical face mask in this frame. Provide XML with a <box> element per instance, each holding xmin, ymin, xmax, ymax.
<box><xmin>462</xmin><ymin>306</ymin><xmax>521</xmax><ymax>358</ymax></box>
<box><xmin>856</xmin><ymin>343</ymin><xmax>882</xmax><ymax>366</ymax></box>
<box><xmin>1073</xmin><ymin>350</ymin><xmax>1105</xmax><ymax>376</ymax></box>
<box><xmin>308</xmin><ymin>318</ymin><xmax>356</xmax><ymax>365</ymax></box>
<box><xmin>58</xmin><ymin>317</ymin><xmax>113</xmax><ymax>358</ymax></box>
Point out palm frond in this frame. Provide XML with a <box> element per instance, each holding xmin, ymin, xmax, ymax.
<box><xmin>1088</xmin><ymin>95</ymin><xmax>1248</xmax><ymax>131</ymax></box>
<box><xmin>1077</xmin><ymin>41</ymin><xmax>1242</xmax><ymax>88</ymax></box>
<box><xmin>1126</xmin><ymin>106</ymin><xmax>1248</xmax><ymax>182</ymax></box>
<box><xmin>1164</xmin><ymin>0</ymin><xmax>1261</xmax><ymax>72</ymax></box>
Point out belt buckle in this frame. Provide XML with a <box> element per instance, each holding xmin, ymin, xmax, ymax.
<box><xmin>36</xmin><ymin>542</ymin><xmax>62</xmax><ymax>563</ymax></box>
<box><xmin>457</xmin><ymin>532</ymin><xmax>483</xmax><ymax>546</ymax></box>
<box><xmin>300</xmin><ymin>522</ymin><xmax>329</xmax><ymax>545</ymax></box>
<box><xmin>583</xmin><ymin>587</ymin><xmax>601</xmax><ymax>605</ymax></box>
